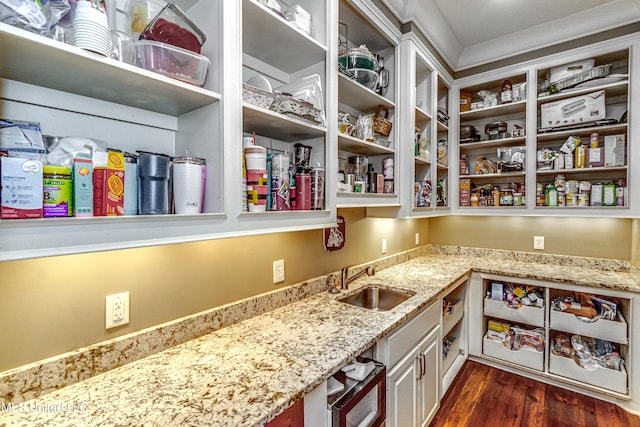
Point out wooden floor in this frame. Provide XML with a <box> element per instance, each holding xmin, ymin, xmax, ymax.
<box><xmin>429</xmin><ymin>361</ymin><xmax>640</xmax><ymax>427</ymax></box>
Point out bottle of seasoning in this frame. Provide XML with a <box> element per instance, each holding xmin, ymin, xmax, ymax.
<box><xmin>459</xmin><ymin>155</ymin><xmax>468</xmax><ymax>176</ymax></box>
<box><xmin>501</xmin><ymin>79</ymin><xmax>513</xmax><ymax>104</ymax></box>
<box><xmin>492</xmin><ymin>186</ymin><xmax>500</xmax><ymax>206</ymax></box>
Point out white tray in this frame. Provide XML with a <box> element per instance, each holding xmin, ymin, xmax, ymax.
<box><xmin>549</xmin><ymin>352</ymin><xmax>627</xmax><ymax>395</ymax></box>
<box><xmin>443</xmin><ymin>299</ymin><xmax>464</xmax><ymax>335</ymax></box>
<box><xmin>443</xmin><ymin>336</ymin><xmax>460</xmax><ymax>374</ymax></box>
<box><xmin>483</xmin><ymin>335</ymin><xmax>544</xmax><ymax>371</ymax></box>
<box><xmin>484</xmin><ymin>298</ymin><xmax>545</xmax><ymax>327</ymax></box>
<box><xmin>549</xmin><ymin>310</ymin><xmax>628</xmax><ymax>344</ymax></box>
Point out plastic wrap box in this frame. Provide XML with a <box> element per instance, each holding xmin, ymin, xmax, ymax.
<box><xmin>540</xmin><ymin>90</ymin><xmax>605</xmax><ymax>128</ymax></box>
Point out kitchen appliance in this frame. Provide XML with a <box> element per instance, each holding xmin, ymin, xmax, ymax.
<box><xmin>328</xmin><ymin>359</ymin><xmax>386</xmax><ymax>427</ymax></box>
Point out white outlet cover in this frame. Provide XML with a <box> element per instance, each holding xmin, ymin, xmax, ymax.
<box><xmin>533</xmin><ymin>236</ymin><xmax>545</xmax><ymax>250</ymax></box>
<box><xmin>381</xmin><ymin>239</ymin><xmax>387</xmax><ymax>254</ymax></box>
<box><xmin>273</xmin><ymin>259</ymin><xmax>285</xmax><ymax>283</ymax></box>
<box><xmin>106</xmin><ymin>292</ymin><xmax>130</xmax><ymax>329</ymax></box>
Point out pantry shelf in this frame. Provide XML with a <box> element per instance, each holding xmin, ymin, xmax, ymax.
<box><xmin>242</xmin><ymin>103</ymin><xmax>327</xmax><ymax>141</ymax></box>
<box><xmin>338</xmin><ymin>133</ymin><xmax>394</xmax><ymax>155</ymax></box>
<box><xmin>459</xmin><ymin>100</ymin><xmax>526</xmax><ymax>120</ymax></box>
<box><xmin>0</xmin><ymin>23</ymin><xmax>221</xmax><ymax>117</ymax></box>
<box><xmin>536</xmin><ymin>80</ymin><xmax>629</xmax><ymax>105</ymax></box>
<box><xmin>242</xmin><ymin>0</ymin><xmax>327</xmax><ymax>73</ymax></box>
<box><xmin>338</xmin><ymin>74</ymin><xmax>395</xmax><ymax>112</ymax></box>
<box><xmin>536</xmin><ymin>123</ymin><xmax>628</xmax><ymax>142</ymax></box>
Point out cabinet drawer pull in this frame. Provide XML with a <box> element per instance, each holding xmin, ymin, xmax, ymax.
<box><xmin>416</xmin><ymin>354</ymin><xmax>423</xmax><ymax>380</ymax></box>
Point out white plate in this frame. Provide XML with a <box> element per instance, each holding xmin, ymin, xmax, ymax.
<box><xmin>247</xmin><ymin>75</ymin><xmax>272</xmax><ymax>92</ymax></box>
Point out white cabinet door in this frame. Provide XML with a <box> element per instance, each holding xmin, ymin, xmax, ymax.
<box><xmin>387</xmin><ymin>350</ymin><xmax>419</xmax><ymax>427</ymax></box>
<box><xmin>418</xmin><ymin>327</ymin><xmax>440</xmax><ymax>427</ymax></box>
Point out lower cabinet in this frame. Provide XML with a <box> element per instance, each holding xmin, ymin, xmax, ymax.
<box><xmin>377</xmin><ymin>302</ymin><xmax>441</xmax><ymax>427</ymax></box>
<box><xmin>468</xmin><ymin>271</ymin><xmax>635</xmax><ymax>404</ymax></box>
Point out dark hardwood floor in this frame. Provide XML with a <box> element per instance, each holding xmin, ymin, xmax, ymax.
<box><xmin>429</xmin><ymin>361</ymin><xmax>640</xmax><ymax>427</ymax></box>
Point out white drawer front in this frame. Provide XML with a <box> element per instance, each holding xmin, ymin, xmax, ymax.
<box><xmin>482</xmin><ymin>336</ymin><xmax>544</xmax><ymax>371</ymax></box>
<box><xmin>385</xmin><ymin>302</ymin><xmax>439</xmax><ymax>368</ymax></box>
<box><xmin>484</xmin><ymin>298</ymin><xmax>545</xmax><ymax>328</ymax></box>
<box><xmin>549</xmin><ymin>310</ymin><xmax>628</xmax><ymax>344</ymax></box>
<box><xmin>549</xmin><ymin>352</ymin><xmax>628</xmax><ymax>395</ymax></box>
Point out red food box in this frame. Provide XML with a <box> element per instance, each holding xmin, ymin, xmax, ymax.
<box><xmin>93</xmin><ymin>150</ymin><xmax>125</xmax><ymax>216</ymax></box>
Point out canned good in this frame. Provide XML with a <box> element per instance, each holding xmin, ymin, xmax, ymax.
<box><xmin>513</xmin><ymin>192</ymin><xmax>523</xmax><ymax>206</ymax></box>
<box><xmin>554</xmin><ymin>174</ymin><xmax>566</xmax><ymax>194</ymax></box>
<box><xmin>579</xmin><ymin>181</ymin><xmax>591</xmax><ymax>194</ymax></box>
<box><xmin>546</xmin><ymin>186</ymin><xmax>558</xmax><ymax>207</ymax></box>
<box><xmin>565</xmin><ymin>193</ymin><xmax>576</xmax><ymax>207</ymax></box>
<box><xmin>382</xmin><ymin>157</ymin><xmax>394</xmax><ymax>179</ymax></box>
<box><xmin>577</xmin><ymin>193</ymin><xmax>590</xmax><ymax>207</ymax></box>
<box><xmin>43</xmin><ymin>165</ymin><xmax>73</xmax><ymax>217</ymax></box>
<box><xmin>566</xmin><ymin>180</ymin><xmax>579</xmax><ymax>194</ymax></box>
<box><xmin>499</xmin><ymin>189</ymin><xmax>513</xmax><ymax>206</ymax></box>
<box><xmin>616</xmin><ymin>186</ymin><xmax>625</xmax><ymax>206</ymax></box>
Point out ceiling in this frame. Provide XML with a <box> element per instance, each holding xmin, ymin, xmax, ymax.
<box><xmin>382</xmin><ymin>0</ymin><xmax>640</xmax><ymax>71</ymax></box>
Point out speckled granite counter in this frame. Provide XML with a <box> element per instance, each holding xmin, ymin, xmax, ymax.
<box><xmin>2</xmin><ymin>247</ymin><xmax>639</xmax><ymax>426</ymax></box>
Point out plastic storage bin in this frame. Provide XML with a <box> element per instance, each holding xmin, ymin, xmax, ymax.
<box><xmin>133</xmin><ymin>40</ymin><xmax>210</xmax><ymax>86</ymax></box>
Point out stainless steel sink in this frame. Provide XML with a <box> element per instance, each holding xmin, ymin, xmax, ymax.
<box><xmin>338</xmin><ymin>285</ymin><xmax>415</xmax><ymax>311</ymax></box>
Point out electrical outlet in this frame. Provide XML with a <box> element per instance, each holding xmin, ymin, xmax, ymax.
<box><xmin>106</xmin><ymin>292</ymin><xmax>129</xmax><ymax>329</ymax></box>
<box><xmin>533</xmin><ymin>236</ymin><xmax>545</xmax><ymax>250</ymax></box>
<box><xmin>273</xmin><ymin>259</ymin><xmax>285</xmax><ymax>283</ymax></box>
<box><xmin>381</xmin><ymin>239</ymin><xmax>387</xmax><ymax>254</ymax></box>
<box><xmin>415</xmin><ymin>233</ymin><xmax>420</xmax><ymax>246</ymax></box>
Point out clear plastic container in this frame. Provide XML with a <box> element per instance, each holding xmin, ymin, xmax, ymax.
<box><xmin>132</xmin><ymin>40</ymin><xmax>210</xmax><ymax>86</ymax></box>
<box><xmin>124</xmin><ymin>0</ymin><xmax>167</xmax><ymax>34</ymax></box>
<box><xmin>141</xmin><ymin>3</ymin><xmax>205</xmax><ymax>54</ymax></box>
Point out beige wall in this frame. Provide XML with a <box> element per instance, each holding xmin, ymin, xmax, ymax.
<box><xmin>430</xmin><ymin>216</ymin><xmax>634</xmax><ymax>260</ymax></box>
<box><xmin>2</xmin><ymin>212</ymin><xmax>637</xmax><ymax>372</ymax></box>
<box><xmin>0</xmin><ymin>208</ymin><xmax>428</xmax><ymax>372</ymax></box>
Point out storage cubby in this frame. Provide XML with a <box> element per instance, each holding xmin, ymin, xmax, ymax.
<box><xmin>548</xmin><ymin>330</ymin><xmax>628</xmax><ymax>394</ymax></box>
<box><xmin>535</xmin><ymin>49</ymin><xmax>630</xmax><ymax>210</ymax></box>
<box><xmin>470</xmin><ymin>273</ymin><xmax>633</xmax><ymax>398</ymax></box>
<box><xmin>336</xmin><ymin>0</ymin><xmax>399</xmax><ymax>208</ymax></box>
<box><xmin>441</xmin><ymin>278</ymin><xmax>467</xmax><ymax>391</ymax></box>
<box><xmin>0</xmin><ymin>0</ymin><xmax>225</xmax><ymax>259</ymax></box>
<box><xmin>457</xmin><ymin>73</ymin><xmax>528</xmax><ymax>209</ymax></box>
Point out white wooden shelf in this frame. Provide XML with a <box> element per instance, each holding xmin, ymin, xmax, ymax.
<box><xmin>338</xmin><ymin>74</ymin><xmax>395</xmax><ymax>112</ymax></box>
<box><xmin>0</xmin><ymin>23</ymin><xmax>220</xmax><ymax>117</ymax></box>
<box><xmin>242</xmin><ymin>0</ymin><xmax>327</xmax><ymax>73</ymax></box>
<box><xmin>338</xmin><ymin>133</ymin><xmax>394</xmax><ymax>155</ymax></box>
<box><xmin>242</xmin><ymin>103</ymin><xmax>327</xmax><ymax>141</ymax></box>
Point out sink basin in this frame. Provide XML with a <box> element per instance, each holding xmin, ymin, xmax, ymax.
<box><xmin>338</xmin><ymin>285</ymin><xmax>415</xmax><ymax>311</ymax></box>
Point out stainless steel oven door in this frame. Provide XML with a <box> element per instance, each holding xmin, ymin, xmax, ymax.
<box><xmin>328</xmin><ymin>363</ymin><xmax>386</xmax><ymax>427</ymax></box>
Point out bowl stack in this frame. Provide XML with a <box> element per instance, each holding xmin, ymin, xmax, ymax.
<box><xmin>338</xmin><ymin>46</ymin><xmax>379</xmax><ymax>91</ymax></box>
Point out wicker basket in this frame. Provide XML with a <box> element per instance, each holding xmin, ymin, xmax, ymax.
<box><xmin>373</xmin><ymin>105</ymin><xmax>392</xmax><ymax>136</ymax></box>
<box><xmin>242</xmin><ymin>83</ymin><xmax>275</xmax><ymax>109</ymax></box>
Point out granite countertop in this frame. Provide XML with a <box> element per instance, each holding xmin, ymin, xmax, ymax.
<box><xmin>2</xmin><ymin>251</ymin><xmax>638</xmax><ymax>426</ymax></box>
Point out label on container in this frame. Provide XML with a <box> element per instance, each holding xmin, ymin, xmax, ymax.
<box><xmin>43</xmin><ymin>176</ymin><xmax>73</xmax><ymax>217</ymax></box>
<box><xmin>1</xmin><ymin>157</ymin><xmax>43</xmax><ymax>218</ymax></box>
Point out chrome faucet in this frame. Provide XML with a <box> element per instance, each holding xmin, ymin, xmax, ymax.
<box><xmin>341</xmin><ymin>265</ymin><xmax>375</xmax><ymax>290</ymax></box>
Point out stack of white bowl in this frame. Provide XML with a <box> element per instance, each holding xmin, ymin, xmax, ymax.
<box><xmin>73</xmin><ymin>1</ymin><xmax>112</xmax><ymax>57</ymax></box>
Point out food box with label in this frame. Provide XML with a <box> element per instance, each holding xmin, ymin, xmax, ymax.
<box><xmin>1</xmin><ymin>156</ymin><xmax>43</xmax><ymax>219</ymax></box>
<box><xmin>540</xmin><ymin>90</ymin><xmax>605</xmax><ymax>128</ymax></box>
<box><xmin>93</xmin><ymin>150</ymin><xmax>125</xmax><ymax>216</ymax></box>
<box><xmin>604</xmin><ymin>134</ymin><xmax>625</xmax><ymax>166</ymax></box>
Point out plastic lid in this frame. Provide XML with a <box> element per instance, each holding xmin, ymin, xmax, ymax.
<box><xmin>173</xmin><ymin>156</ymin><xmax>205</xmax><ymax>164</ymax></box>
<box><xmin>43</xmin><ymin>165</ymin><xmax>71</xmax><ymax>175</ymax></box>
